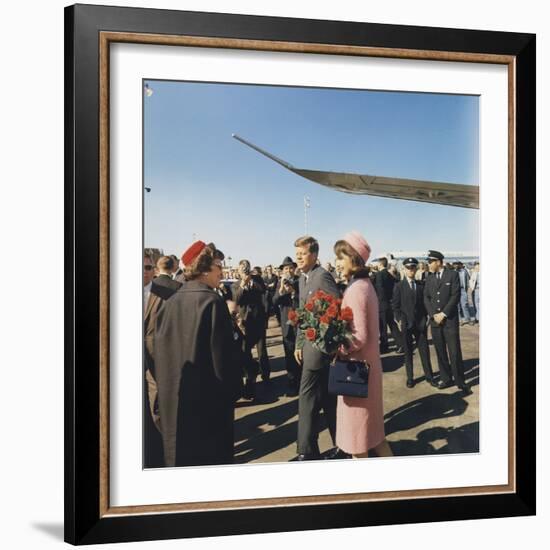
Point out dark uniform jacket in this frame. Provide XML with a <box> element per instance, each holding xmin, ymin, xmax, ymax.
<box><xmin>151</xmin><ymin>273</ymin><xmax>182</xmax><ymax>301</ymax></box>
<box><xmin>297</xmin><ymin>264</ymin><xmax>340</xmax><ymax>371</ymax></box>
<box><xmin>391</xmin><ymin>277</ymin><xmax>429</xmax><ymax>331</ymax></box>
<box><xmin>154</xmin><ymin>281</ymin><xmax>242</xmax><ymax>467</ymax></box>
<box><xmin>272</xmin><ymin>276</ymin><xmax>299</xmax><ymax>339</ymax></box>
<box><xmin>423</xmin><ymin>269</ymin><xmax>461</xmax><ymax>325</ymax></box>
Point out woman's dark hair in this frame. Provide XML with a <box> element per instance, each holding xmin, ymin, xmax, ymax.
<box><xmin>184</xmin><ymin>244</ymin><xmax>217</xmax><ymax>281</ymax></box>
<box><xmin>333</xmin><ymin>240</ymin><xmax>370</xmax><ymax>279</ymax></box>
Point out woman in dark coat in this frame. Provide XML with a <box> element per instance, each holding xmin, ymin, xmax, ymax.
<box><xmin>154</xmin><ymin>241</ymin><xmax>242</xmax><ymax>467</ymax></box>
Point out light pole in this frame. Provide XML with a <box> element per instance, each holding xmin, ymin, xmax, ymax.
<box><xmin>304</xmin><ymin>196</ymin><xmax>310</xmax><ymax>235</ymax></box>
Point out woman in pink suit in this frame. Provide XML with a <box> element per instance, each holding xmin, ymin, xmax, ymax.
<box><xmin>333</xmin><ymin>231</ymin><xmax>393</xmax><ymax>458</ymax></box>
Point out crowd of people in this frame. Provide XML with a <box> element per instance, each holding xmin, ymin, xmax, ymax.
<box><xmin>142</xmin><ymin>235</ymin><xmax>480</xmax><ymax>468</ymax></box>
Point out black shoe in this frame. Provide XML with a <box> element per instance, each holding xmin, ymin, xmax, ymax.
<box><xmin>242</xmin><ymin>381</ymin><xmax>256</xmax><ymax>400</ymax></box>
<box><xmin>324</xmin><ymin>447</ymin><xmax>351</xmax><ymax>460</ymax></box>
<box><xmin>437</xmin><ymin>380</ymin><xmax>453</xmax><ymax>390</ymax></box>
<box><xmin>406</xmin><ymin>379</ymin><xmax>415</xmax><ymax>388</ymax></box>
<box><xmin>380</xmin><ymin>345</ymin><xmax>389</xmax><ymax>354</ymax></box>
<box><xmin>296</xmin><ymin>453</ymin><xmax>320</xmax><ymax>461</ymax></box>
<box><xmin>396</xmin><ymin>347</ymin><xmax>404</xmax><ymax>354</ymax></box>
<box><xmin>459</xmin><ymin>384</ymin><xmax>473</xmax><ymax>396</ymax></box>
<box><xmin>426</xmin><ymin>378</ymin><xmax>439</xmax><ymax>388</ymax></box>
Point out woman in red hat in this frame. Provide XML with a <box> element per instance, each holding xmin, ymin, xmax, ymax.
<box><xmin>333</xmin><ymin>231</ymin><xmax>393</xmax><ymax>458</ymax></box>
<box><xmin>154</xmin><ymin>241</ymin><xmax>242</xmax><ymax>467</ymax></box>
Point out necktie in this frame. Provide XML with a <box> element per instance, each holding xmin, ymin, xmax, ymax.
<box><xmin>437</xmin><ymin>272</ymin><xmax>441</xmax><ymax>280</ymax></box>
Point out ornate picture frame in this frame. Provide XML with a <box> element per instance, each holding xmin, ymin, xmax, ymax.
<box><xmin>65</xmin><ymin>4</ymin><xmax>535</xmax><ymax>544</ymax></box>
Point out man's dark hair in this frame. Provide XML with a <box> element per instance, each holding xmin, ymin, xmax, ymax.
<box><xmin>294</xmin><ymin>235</ymin><xmax>319</xmax><ymax>255</ymax></box>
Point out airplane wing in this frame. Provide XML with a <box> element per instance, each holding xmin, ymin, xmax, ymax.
<box><xmin>232</xmin><ymin>134</ymin><xmax>479</xmax><ymax>210</ymax></box>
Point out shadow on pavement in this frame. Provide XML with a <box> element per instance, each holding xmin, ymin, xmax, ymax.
<box><xmin>384</xmin><ymin>391</ymin><xmax>469</xmax><ymax>436</ymax></box>
<box><xmin>235</xmin><ymin>396</ymin><xmax>298</xmax><ymax>442</ymax></box>
<box><xmin>234</xmin><ymin>419</ymin><xmax>298</xmax><ymax>463</ymax></box>
<box><xmin>381</xmin><ymin>354</ymin><xmax>404</xmax><ymax>373</ymax></box>
<box><xmin>389</xmin><ymin>421</ymin><xmax>479</xmax><ymax>456</ymax></box>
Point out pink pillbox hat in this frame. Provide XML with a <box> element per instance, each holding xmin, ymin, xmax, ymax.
<box><xmin>343</xmin><ymin>230</ymin><xmax>371</xmax><ymax>263</ymax></box>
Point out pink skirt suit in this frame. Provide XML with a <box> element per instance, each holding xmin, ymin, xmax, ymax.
<box><xmin>335</xmin><ymin>277</ymin><xmax>386</xmax><ymax>455</ymax></box>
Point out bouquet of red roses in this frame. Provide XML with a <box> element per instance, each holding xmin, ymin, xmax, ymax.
<box><xmin>288</xmin><ymin>290</ymin><xmax>354</xmax><ymax>355</ymax></box>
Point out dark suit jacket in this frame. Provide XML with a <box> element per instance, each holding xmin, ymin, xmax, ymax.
<box><xmin>272</xmin><ymin>276</ymin><xmax>299</xmax><ymax>339</ymax></box>
<box><xmin>391</xmin><ymin>278</ymin><xmax>428</xmax><ymax>331</ymax></box>
<box><xmin>423</xmin><ymin>269</ymin><xmax>461</xmax><ymax>325</ymax></box>
<box><xmin>297</xmin><ymin>264</ymin><xmax>340</xmax><ymax>370</ymax></box>
<box><xmin>232</xmin><ymin>275</ymin><xmax>267</xmax><ymax>346</ymax></box>
<box><xmin>263</xmin><ymin>275</ymin><xmax>278</xmax><ymax>295</ymax></box>
<box><xmin>374</xmin><ymin>269</ymin><xmax>398</xmax><ymax>307</ymax></box>
<box><xmin>151</xmin><ymin>274</ymin><xmax>182</xmax><ymax>301</ymax></box>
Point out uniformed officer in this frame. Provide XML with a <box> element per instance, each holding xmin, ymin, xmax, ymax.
<box><xmin>391</xmin><ymin>257</ymin><xmax>436</xmax><ymax>388</ymax></box>
<box><xmin>423</xmin><ymin>250</ymin><xmax>472</xmax><ymax>396</ymax></box>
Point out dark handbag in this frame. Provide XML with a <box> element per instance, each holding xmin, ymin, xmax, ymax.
<box><xmin>328</xmin><ymin>359</ymin><xmax>370</xmax><ymax>398</ymax></box>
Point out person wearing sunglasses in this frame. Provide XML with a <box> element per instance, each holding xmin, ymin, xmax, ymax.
<box><xmin>143</xmin><ymin>253</ymin><xmax>164</xmax><ymax>468</ymax></box>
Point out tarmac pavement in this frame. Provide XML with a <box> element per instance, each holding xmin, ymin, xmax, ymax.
<box><xmin>233</xmin><ymin>317</ymin><xmax>479</xmax><ymax>463</ymax></box>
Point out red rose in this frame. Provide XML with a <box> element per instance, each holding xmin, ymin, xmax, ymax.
<box><xmin>288</xmin><ymin>310</ymin><xmax>298</xmax><ymax>324</ymax></box>
<box><xmin>320</xmin><ymin>314</ymin><xmax>331</xmax><ymax>325</ymax></box>
<box><xmin>326</xmin><ymin>304</ymin><xmax>338</xmax><ymax>318</ymax></box>
<box><xmin>305</xmin><ymin>302</ymin><xmax>314</xmax><ymax>311</ymax></box>
<box><xmin>340</xmin><ymin>306</ymin><xmax>354</xmax><ymax>322</ymax></box>
<box><xmin>305</xmin><ymin>328</ymin><xmax>317</xmax><ymax>341</ymax></box>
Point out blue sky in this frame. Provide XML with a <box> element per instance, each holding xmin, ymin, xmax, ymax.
<box><xmin>144</xmin><ymin>80</ymin><xmax>479</xmax><ymax>266</ymax></box>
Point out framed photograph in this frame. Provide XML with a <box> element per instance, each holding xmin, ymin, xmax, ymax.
<box><xmin>65</xmin><ymin>3</ymin><xmax>535</xmax><ymax>545</ymax></box>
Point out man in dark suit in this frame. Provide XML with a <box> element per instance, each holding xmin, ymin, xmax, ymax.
<box><xmin>423</xmin><ymin>250</ymin><xmax>472</xmax><ymax>396</ymax></box>
<box><xmin>374</xmin><ymin>257</ymin><xmax>403</xmax><ymax>353</ymax></box>
<box><xmin>263</xmin><ymin>264</ymin><xmax>280</xmax><ymax>325</ymax></box>
<box><xmin>232</xmin><ymin>259</ymin><xmax>269</xmax><ymax>399</ymax></box>
<box><xmin>272</xmin><ymin>256</ymin><xmax>301</xmax><ymax>395</ymax></box>
<box><xmin>391</xmin><ymin>257</ymin><xmax>436</xmax><ymax>389</ymax></box>
<box><xmin>143</xmin><ymin>253</ymin><xmax>165</xmax><ymax>468</ymax></box>
<box><xmin>293</xmin><ymin>236</ymin><xmax>340</xmax><ymax>460</ymax></box>
<box><xmin>151</xmin><ymin>255</ymin><xmax>182</xmax><ymax>300</ymax></box>
<box><xmin>252</xmin><ymin>265</ymin><xmax>271</xmax><ymax>380</ymax></box>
